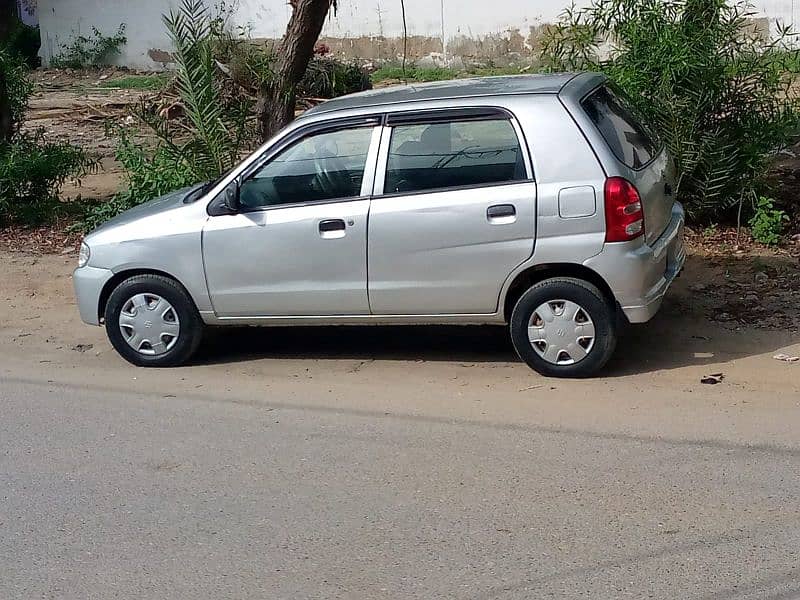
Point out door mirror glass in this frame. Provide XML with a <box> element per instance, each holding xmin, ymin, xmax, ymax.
<box><xmin>222</xmin><ymin>180</ymin><xmax>240</xmax><ymax>213</ymax></box>
<box><xmin>207</xmin><ymin>180</ymin><xmax>241</xmax><ymax>217</ymax></box>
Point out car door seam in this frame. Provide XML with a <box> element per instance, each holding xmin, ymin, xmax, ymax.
<box><xmin>366</xmin><ymin>122</ymin><xmax>389</xmax><ymax>315</ymax></box>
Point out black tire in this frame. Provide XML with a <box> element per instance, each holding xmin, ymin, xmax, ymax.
<box><xmin>509</xmin><ymin>277</ymin><xmax>617</xmax><ymax>378</ymax></box>
<box><xmin>104</xmin><ymin>274</ymin><xmax>204</xmax><ymax>367</ymax></box>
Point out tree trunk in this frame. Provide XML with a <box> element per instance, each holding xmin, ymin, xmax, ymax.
<box><xmin>258</xmin><ymin>0</ymin><xmax>335</xmax><ymax>140</ymax></box>
<box><xmin>0</xmin><ymin>0</ymin><xmax>14</xmax><ymax>142</ymax></box>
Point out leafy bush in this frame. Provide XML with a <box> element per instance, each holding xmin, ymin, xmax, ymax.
<box><xmin>51</xmin><ymin>24</ymin><xmax>127</xmax><ymax>68</ymax></box>
<box><xmin>0</xmin><ymin>131</ymin><xmax>96</xmax><ymax>224</ymax></box>
<box><xmin>5</xmin><ymin>19</ymin><xmax>41</xmax><ymax>68</ymax></box>
<box><xmin>80</xmin><ymin>129</ymin><xmax>197</xmax><ymax>231</ymax></box>
<box><xmin>0</xmin><ymin>49</ymin><xmax>33</xmax><ymax>137</ymax></box>
<box><xmin>369</xmin><ymin>64</ymin><xmax>525</xmax><ymax>84</ymax></box>
<box><xmin>0</xmin><ymin>49</ymin><xmax>94</xmax><ymax>225</ymax></box>
<box><xmin>209</xmin><ymin>13</ymin><xmax>276</xmax><ymax>92</ymax></box>
<box><xmin>299</xmin><ymin>57</ymin><xmax>371</xmax><ymax>99</ymax></box>
<box><xmin>541</xmin><ymin>0</ymin><xmax>800</xmax><ymax>222</ymax></box>
<box><xmin>749</xmin><ymin>196</ymin><xmax>788</xmax><ymax>245</ymax></box>
<box><xmin>370</xmin><ymin>65</ymin><xmax>459</xmax><ymax>83</ymax></box>
<box><xmin>158</xmin><ymin>1</ymin><xmax>251</xmax><ymax>179</ymax></box>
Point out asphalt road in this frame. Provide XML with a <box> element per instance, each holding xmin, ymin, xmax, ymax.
<box><xmin>2</xmin><ymin>252</ymin><xmax>800</xmax><ymax>599</ymax></box>
<box><xmin>2</xmin><ymin>372</ymin><xmax>800</xmax><ymax>600</ymax></box>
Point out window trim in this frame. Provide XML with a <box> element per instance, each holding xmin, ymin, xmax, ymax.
<box><xmin>373</xmin><ymin>106</ymin><xmax>534</xmax><ymax>197</ymax></box>
<box><xmin>234</xmin><ymin>117</ymin><xmax>382</xmax><ymax>214</ymax></box>
<box><xmin>579</xmin><ymin>83</ymin><xmax>664</xmax><ymax>173</ymax></box>
<box><xmin>241</xmin><ymin>194</ymin><xmax>372</xmax><ymax>214</ymax></box>
<box><xmin>384</xmin><ymin>106</ymin><xmax>514</xmax><ymax>126</ymax></box>
<box><xmin>374</xmin><ymin>178</ymin><xmax>537</xmax><ymax>201</ymax></box>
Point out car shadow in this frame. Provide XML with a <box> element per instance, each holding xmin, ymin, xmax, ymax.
<box><xmin>193</xmin><ymin>296</ymin><xmax>799</xmax><ymax>375</ymax></box>
<box><xmin>196</xmin><ymin>323</ymin><xmax>518</xmax><ymax>365</ymax></box>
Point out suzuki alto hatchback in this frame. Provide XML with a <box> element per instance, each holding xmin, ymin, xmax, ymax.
<box><xmin>74</xmin><ymin>73</ymin><xmax>685</xmax><ymax>378</ymax></box>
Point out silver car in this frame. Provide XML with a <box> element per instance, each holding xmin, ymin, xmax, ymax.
<box><xmin>74</xmin><ymin>73</ymin><xmax>685</xmax><ymax>377</ymax></box>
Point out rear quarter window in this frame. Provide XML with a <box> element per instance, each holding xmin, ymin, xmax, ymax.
<box><xmin>581</xmin><ymin>85</ymin><xmax>661</xmax><ymax>170</ymax></box>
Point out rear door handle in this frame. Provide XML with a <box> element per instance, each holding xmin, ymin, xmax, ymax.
<box><xmin>487</xmin><ymin>204</ymin><xmax>516</xmax><ymax>223</ymax></box>
<box><xmin>319</xmin><ymin>218</ymin><xmax>346</xmax><ymax>239</ymax></box>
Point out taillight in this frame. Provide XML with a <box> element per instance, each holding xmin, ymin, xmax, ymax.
<box><xmin>604</xmin><ymin>177</ymin><xmax>645</xmax><ymax>242</ymax></box>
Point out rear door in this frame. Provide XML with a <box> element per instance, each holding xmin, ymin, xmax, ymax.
<box><xmin>580</xmin><ymin>85</ymin><xmax>675</xmax><ymax>244</ymax></box>
<box><xmin>367</xmin><ymin>108</ymin><xmax>537</xmax><ymax>315</ymax></box>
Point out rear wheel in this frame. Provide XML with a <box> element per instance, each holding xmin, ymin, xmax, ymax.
<box><xmin>104</xmin><ymin>275</ymin><xmax>203</xmax><ymax>367</ymax></box>
<box><xmin>510</xmin><ymin>277</ymin><xmax>617</xmax><ymax>378</ymax></box>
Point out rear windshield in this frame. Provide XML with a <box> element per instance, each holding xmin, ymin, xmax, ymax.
<box><xmin>581</xmin><ymin>85</ymin><xmax>660</xmax><ymax>169</ymax></box>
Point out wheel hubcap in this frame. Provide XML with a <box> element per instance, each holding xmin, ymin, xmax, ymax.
<box><xmin>528</xmin><ymin>299</ymin><xmax>595</xmax><ymax>365</ymax></box>
<box><xmin>119</xmin><ymin>293</ymin><xmax>180</xmax><ymax>356</ymax></box>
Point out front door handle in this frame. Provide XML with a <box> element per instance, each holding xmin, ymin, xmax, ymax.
<box><xmin>487</xmin><ymin>204</ymin><xmax>517</xmax><ymax>224</ymax></box>
<box><xmin>319</xmin><ymin>218</ymin><xmax>346</xmax><ymax>239</ymax></box>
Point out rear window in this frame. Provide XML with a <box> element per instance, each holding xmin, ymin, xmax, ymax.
<box><xmin>581</xmin><ymin>85</ymin><xmax>660</xmax><ymax>169</ymax></box>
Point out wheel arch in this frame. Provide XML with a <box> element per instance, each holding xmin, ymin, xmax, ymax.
<box><xmin>502</xmin><ymin>263</ymin><xmax>617</xmax><ymax>322</ymax></box>
<box><xmin>97</xmin><ymin>268</ymin><xmax>197</xmax><ymax>324</ymax></box>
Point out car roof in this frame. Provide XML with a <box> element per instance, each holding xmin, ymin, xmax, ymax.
<box><xmin>303</xmin><ymin>73</ymin><xmax>585</xmax><ymax>117</ymax></box>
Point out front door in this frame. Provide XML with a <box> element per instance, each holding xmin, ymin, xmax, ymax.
<box><xmin>203</xmin><ymin>124</ymin><xmax>379</xmax><ymax>317</ymax></box>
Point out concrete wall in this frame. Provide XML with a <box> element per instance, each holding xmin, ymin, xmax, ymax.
<box><xmin>37</xmin><ymin>0</ymin><xmax>800</xmax><ymax>70</ymax></box>
<box><xmin>38</xmin><ymin>0</ymin><xmax>182</xmax><ymax>69</ymax></box>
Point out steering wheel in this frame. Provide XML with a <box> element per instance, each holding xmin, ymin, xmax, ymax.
<box><xmin>313</xmin><ymin>156</ymin><xmax>353</xmax><ymax>197</ymax></box>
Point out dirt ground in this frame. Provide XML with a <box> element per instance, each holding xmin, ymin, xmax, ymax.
<box><xmin>25</xmin><ymin>68</ymin><xmax>154</xmax><ymax>202</ymax></box>
<box><xmin>1</xmin><ymin>241</ymin><xmax>798</xmax><ymax>411</ymax></box>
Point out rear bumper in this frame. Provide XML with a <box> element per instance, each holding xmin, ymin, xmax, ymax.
<box><xmin>584</xmin><ymin>203</ymin><xmax>686</xmax><ymax>323</ymax></box>
<box><xmin>73</xmin><ymin>266</ymin><xmax>114</xmax><ymax>326</ymax></box>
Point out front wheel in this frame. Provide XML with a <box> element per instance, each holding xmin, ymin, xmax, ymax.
<box><xmin>510</xmin><ymin>277</ymin><xmax>617</xmax><ymax>378</ymax></box>
<box><xmin>104</xmin><ymin>274</ymin><xmax>204</xmax><ymax>367</ymax></box>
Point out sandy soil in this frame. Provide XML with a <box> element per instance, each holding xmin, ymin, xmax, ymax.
<box><xmin>1</xmin><ymin>245</ymin><xmax>798</xmax><ymax>447</ymax></box>
<box><xmin>25</xmin><ymin>69</ymin><xmax>157</xmax><ymax>202</ymax></box>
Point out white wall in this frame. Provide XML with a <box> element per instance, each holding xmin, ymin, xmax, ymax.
<box><xmin>236</xmin><ymin>0</ymin><xmax>586</xmax><ymax>40</ymax></box>
<box><xmin>38</xmin><ymin>0</ymin><xmax>183</xmax><ymax>69</ymax></box>
<box><xmin>37</xmin><ymin>0</ymin><xmax>800</xmax><ymax>70</ymax></box>
<box><xmin>239</xmin><ymin>0</ymin><xmax>799</xmax><ymax>39</ymax></box>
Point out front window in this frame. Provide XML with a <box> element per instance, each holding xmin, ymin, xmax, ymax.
<box><xmin>239</xmin><ymin>127</ymin><xmax>373</xmax><ymax>209</ymax></box>
<box><xmin>384</xmin><ymin>118</ymin><xmax>527</xmax><ymax>195</ymax></box>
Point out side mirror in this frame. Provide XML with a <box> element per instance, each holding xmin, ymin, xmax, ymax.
<box><xmin>222</xmin><ymin>181</ymin><xmax>240</xmax><ymax>213</ymax></box>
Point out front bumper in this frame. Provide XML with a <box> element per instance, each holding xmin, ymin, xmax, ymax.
<box><xmin>584</xmin><ymin>203</ymin><xmax>686</xmax><ymax>323</ymax></box>
<box><xmin>73</xmin><ymin>266</ymin><xmax>114</xmax><ymax>326</ymax></box>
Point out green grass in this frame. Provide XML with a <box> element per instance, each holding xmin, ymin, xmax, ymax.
<box><xmin>99</xmin><ymin>73</ymin><xmax>172</xmax><ymax>90</ymax></box>
<box><xmin>469</xmin><ymin>65</ymin><xmax>531</xmax><ymax>77</ymax></box>
<box><xmin>370</xmin><ymin>65</ymin><xmax>457</xmax><ymax>82</ymax></box>
<box><xmin>370</xmin><ymin>64</ymin><xmax>532</xmax><ymax>84</ymax></box>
